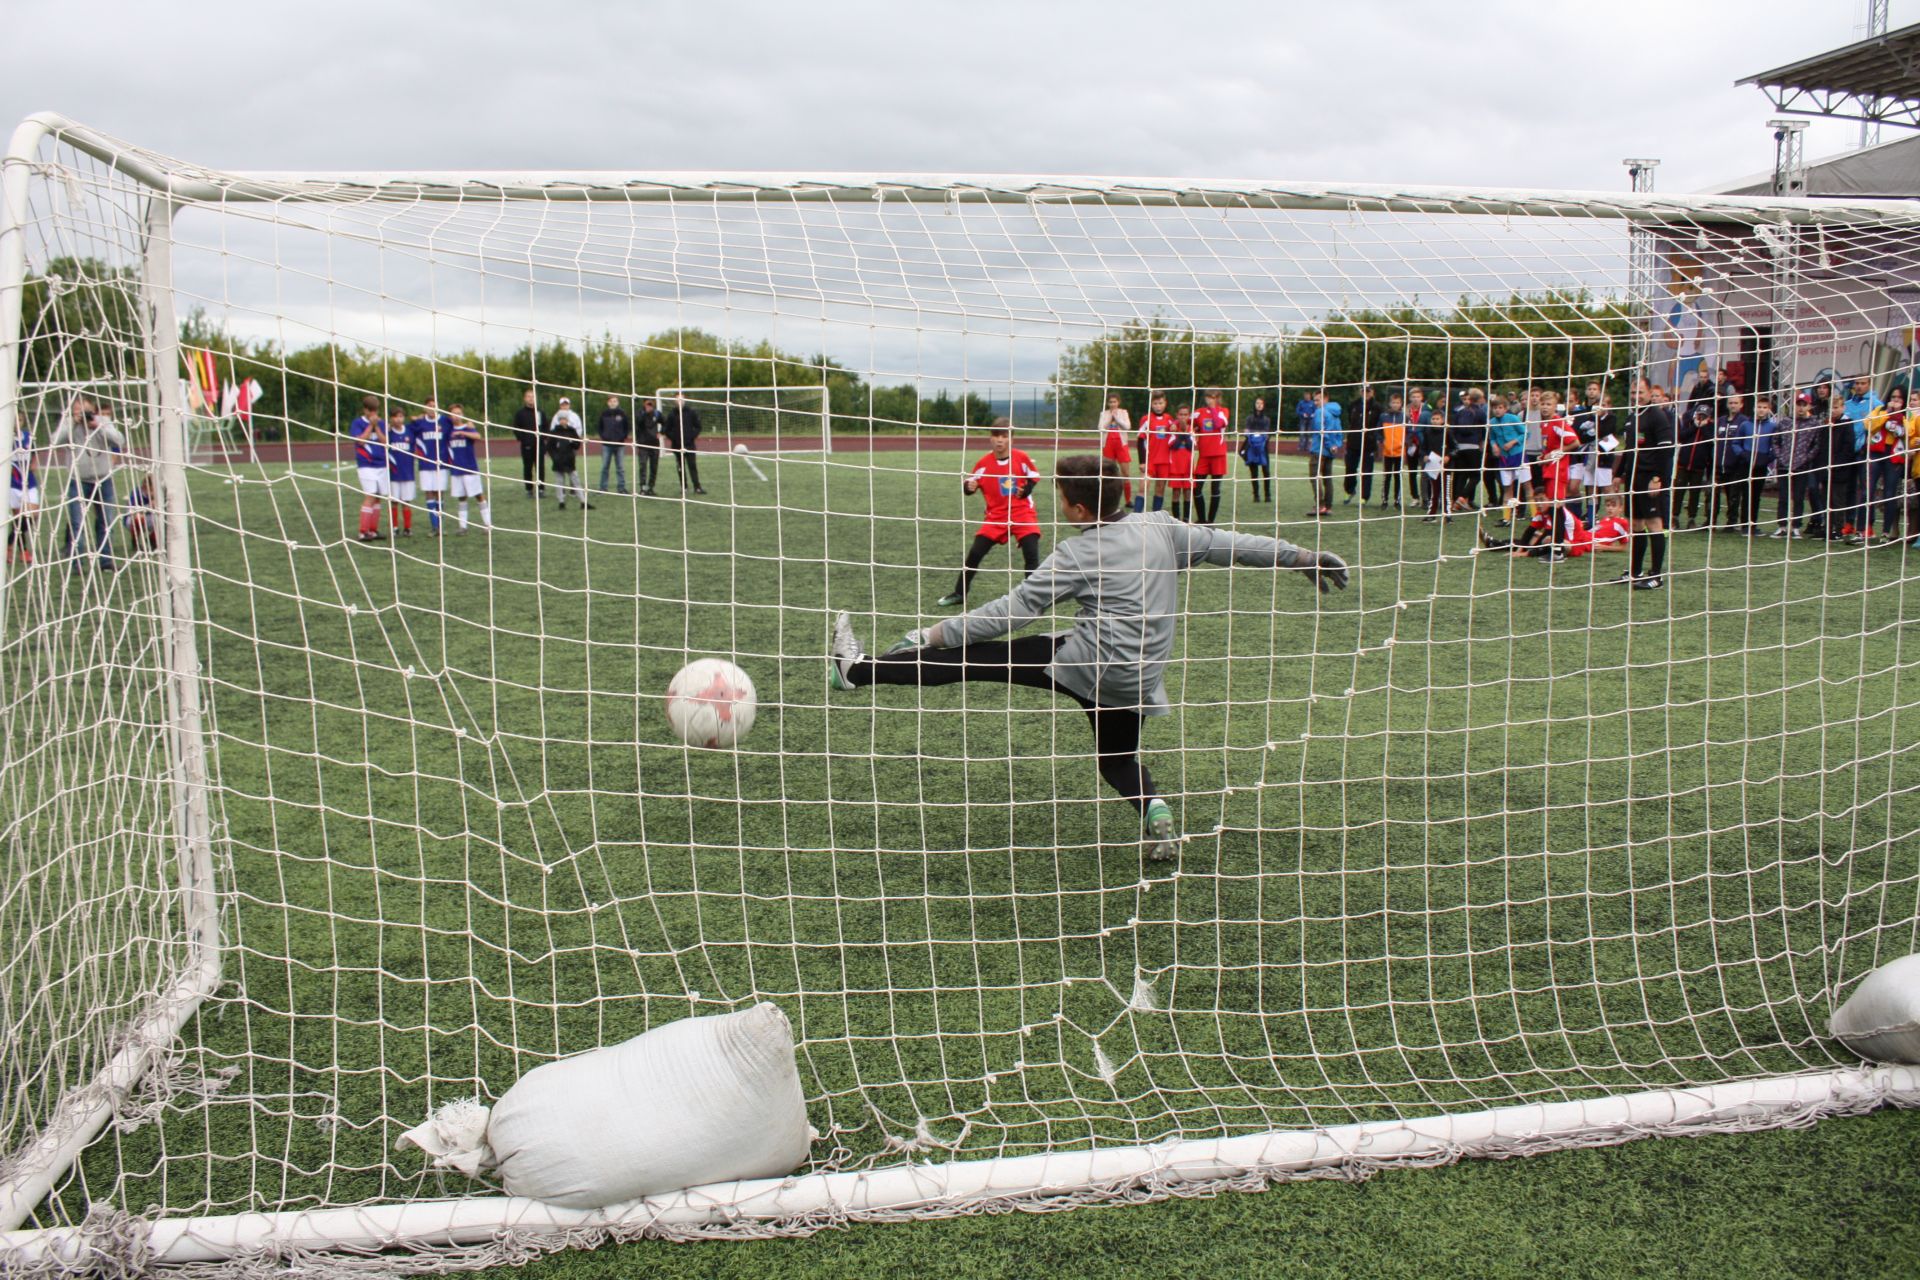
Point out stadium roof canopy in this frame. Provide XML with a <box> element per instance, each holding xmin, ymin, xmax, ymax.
<box><xmin>1738</xmin><ymin>21</ymin><xmax>1920</xmax><ymax>129</ymax></box>
<box><xmin>1711</xmin><ymin>131</ymin><xmax>1920</xmax><ymax>199</ymax></box>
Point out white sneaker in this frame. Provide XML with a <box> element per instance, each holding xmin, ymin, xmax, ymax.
<box><xmin>828</xmin><ymin>612</ymin><xmax>864</xmax><ymax>690</ymax></box>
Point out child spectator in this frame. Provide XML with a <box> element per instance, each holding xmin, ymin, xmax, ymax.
<box><xmin>1303</xmin><ymin>391</ymin><xmax>1342</xmax><ymax>516</ymax></box>
<box><xmin>347</xmin><ymin>396</ymin><xmax>388</xmax><ymax>542</ymax></box>
<box><xmin>1865</xmin><ymin>386</ymin><xmax>1905</xmax><ymax>542</ymax></box>
<box><xmin>1421</xmin><ymin>409</ymin><xmax>1448</xmax><ymax>522</ymax></box>
<box><xmin>387</xmin><ymin>407</ymin><xmax>417</xmax><ymax>536</ymax></box>
<box><xmin>1192</xmin><ymin>387</ymin><xmax>1231</xmax><ymax>524</ymax></box>
<box><xmin>1487</xmin><ymin>394</ymin><xmax>1526</xmax><ymax>523</ymax></box>
<box><xmin>1097</xmin><ymin>394</ymin><xmax>1136</xmax><ymax>511</ymax></box>
<box><xmin>445</xmin><ymin>403</ymin><xmax>493</xmax><ymax>533</ymax></box>
<box><xmin>410</xmin><ymin>397</ymin><xmax>449</xmax><ymax>534</ymax></box>
<box><xmin>548</xmin><ymin>398</ymin><xmax>591</xmax><ymax>510</ymax></box>
<box><xmin>1167</xmin><ymin>404</ymin><xmax>1197</xmax><ymax>522</ymax></box>
<box><xmin>1714</xmin><ymin>394</ymin><xmax>1756</xmax><ymax>532</ymax></box>
<box><xmin>1239</xmin><ymin>400</ymin><xmax>1272</xmax><ymax>504</ymax></box>
<box><xmin>7</xmin><ymin>415</ymin><xmax>39</xmax><ymax>565</ymax></box>
<box><xmin>123</xmin><ymin>472</ymin><xmax>159</xmax><ymax>552</ymax></box>
<box><xmin>1137</xmin><ymin>392</ymin><xmax>1176</xmax><ymax>513</ymax></box>
<box><xmin>1675</xmin><ymin>403</ymin><xmax>1715</xmax><ymax>528</ymax></box>
<box><xmin>1377</xmin><ymin>392</ymin><xmax>1406</xmax><ymax>510</ymax></box>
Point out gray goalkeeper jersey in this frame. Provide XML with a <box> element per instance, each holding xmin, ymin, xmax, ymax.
<box><xmin>945</xmin><ymin>510</ymin><xmax>1315</xmax><ymax>715</ymax></box>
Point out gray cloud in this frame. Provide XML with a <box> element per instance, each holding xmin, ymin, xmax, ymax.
<box><xmin>1</xmin><ymin>0</ymin><xmax>1881</xmax><ymax>191</ymax></box>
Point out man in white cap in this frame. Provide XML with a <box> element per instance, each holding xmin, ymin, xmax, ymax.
<box><xmin>547</xmin><ymin>396</ymin><xmax>591</xmax><ymax>510</ymax></box>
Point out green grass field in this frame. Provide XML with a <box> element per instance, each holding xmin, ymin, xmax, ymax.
<box><xmin>13</xmin><ymin>448</ymin><xmax>1920</xmax><ymax>1274</ymax></box>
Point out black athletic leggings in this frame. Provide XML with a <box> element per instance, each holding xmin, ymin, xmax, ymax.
<box><xmin>953</xmin><ymin>532</ymin><xmax>1041</xmax><ymax>597</ymax></box>
<box><xmin>1245</xmin><ymin>463</ymin><xmax>1271</xmax><ymax>502</ymax></box>
<box><xmin>850</xmin><ymin>633</ymin><xmax>1154</xmax><ymax>812</ymax></box>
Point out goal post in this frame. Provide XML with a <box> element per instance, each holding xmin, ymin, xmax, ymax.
<box><xmin>5</xmin><ymin>111</ymin><xmax>1920</xmax><ymax>1272</ymax></box>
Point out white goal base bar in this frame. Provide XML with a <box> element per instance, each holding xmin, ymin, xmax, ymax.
<box><xmin>7</xmin><ymin>1065</ymin><xmax>1916</xmax><ymax>1271</ymax></box>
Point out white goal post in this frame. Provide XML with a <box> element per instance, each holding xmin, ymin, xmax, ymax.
<box><xmin>4</xmin><ymin>111</ymin><xmax>1920</xmax><ymax>1273</ymax></box>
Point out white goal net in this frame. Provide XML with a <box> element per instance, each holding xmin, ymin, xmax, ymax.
<box><xmin>3</xmin><ymin>115</ymin><xmax>1919</xmax><ymax>1272</ymax></box>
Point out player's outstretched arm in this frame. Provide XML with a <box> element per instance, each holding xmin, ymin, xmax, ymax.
<box><xmin>927</xmin><ymin>552</ymin><xmax>1071</xmax><ymax>648</ymax></box>
<box><xmin>1171</xmin><ymin>523</ymin><xmax>1349</xmax><ymax>594</ymax></box>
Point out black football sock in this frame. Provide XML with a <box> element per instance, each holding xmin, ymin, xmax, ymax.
<box><xmin>1650</xmin><ymin>532</ymin><xmax>1668</xmax><ymax>578</ymax></box>
<box><xmin>1631</xmin><ymin>532</ymin><xmax>1647</xmax><ymax>577</ymax></box>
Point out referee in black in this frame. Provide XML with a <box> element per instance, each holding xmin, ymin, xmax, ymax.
<box><xmin>1617</xmin><ymin>377</ymin><xmax>1675</xmax><ymax>590</ymax></box>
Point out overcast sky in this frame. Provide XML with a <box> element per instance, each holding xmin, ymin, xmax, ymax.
<box><xmin>0</xmin><ymin>0</ymin><xmax>1895</xmax><ymax>194</ymax></box>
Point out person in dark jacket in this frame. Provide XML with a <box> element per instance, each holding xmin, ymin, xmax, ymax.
<box><xmin>1617</xmin><ymin>378</ymin><xmax>1675</xmax><ymax>590</ymax></box>
<box><xmin>1714</xmin><ymin>394</ymin><xmax>1756</xmax><ymax>531</ymax></box>
<box><xmin>1675</xmin><ymin>403</ymin><xmax>1715</xmax><ymax>527</ymax></box>
<box><xmin>1447</xmin><ymin>388</ymin><xmax>1488</xmax><ymax>510</ymax></box>
<box><xmin>597</xmin><ymin>396</ymin><xmax>632</xmax><ymax>493</ymax></box>
<box><xmin>661</xmin><ymin>394</ymin><xmax>706</xmax><ymax>495</ymax></box>
<box><xmin>1777</xmin><ymin>391</ymin><xmax>1827</xmax><ymax>537</ymax></box>
<box><xmin>1827</xmin><ymin>396</ymin><xmax>1862</xmax><ymax>541</ymax></box>
<box><xmin>510</xmin><ymin>388</ymin><xmax>544</xmax><ymax>496</ymax></box>
<box><xmin>1343</xmin><ymin>385</ymin><xmax>1381</xmax><ymax>504</ymax></box>
<box><xmin>634</xmin><ymin>397</ymin><xmax>665</xmax><ymax>495</ymax></box>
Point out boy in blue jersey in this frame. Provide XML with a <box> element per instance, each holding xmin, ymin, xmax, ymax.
<box><xmin>1486</xmin><ymin>394</ymin><xmax>1527</xmax><ymax>524</ymax></box>
<box><xmin>386</xmin><ymin>408</ymin><xmax>417</xmax><ymax>536</ymax></box>
<box><xmin>411</xmin><ymin>397</ymin><xmax>450</xmax><ymax>534</ymax></box>
<box><xmin>7</xmin><ymin>415</ymin><xmax>39</xmax><ymax>565</ymax></box>
<box><xmin>1239</xmin><ymin>402</ymin><xmax>1271</xmax><ymax>503</ymax></box>
<box><xmin>445</xmin><ymin>403</ymin><xmax>492</xmax><ymax>533</ymax></box>
<box><xmin>349</xmin><ymin>395</ymin><xmax>388</xmax><ymax>541</ymax></box>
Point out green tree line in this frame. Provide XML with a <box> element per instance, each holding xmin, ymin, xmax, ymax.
<box><xmin>1053</xmin><ymin>292</ymin><xmax>1637</xmax><ymax>426</ymax></box>
<box><xmin>18</xmin><ymin>261</ymin><xmax>1634</xmax><ymax>441</ymax></box>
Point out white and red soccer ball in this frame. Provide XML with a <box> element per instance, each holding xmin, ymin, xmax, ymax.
<box><xmin>664</xmin><ymin>658</ymin><xmax>758</xmax><ymax>748</ymax></box>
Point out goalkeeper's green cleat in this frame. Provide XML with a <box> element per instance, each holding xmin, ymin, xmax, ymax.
<box><xmin>1144</xmin><ymin>799</ymin><xmax>1179</xmax><ymax>862</ymax></box>
<box><xmin>935</xmin><ymin>592</ymin><xmax>965</xmax><ymax>609</ymax></box>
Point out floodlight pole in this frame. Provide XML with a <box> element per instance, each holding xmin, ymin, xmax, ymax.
<box><xmin>1863</xmin><ymin>0</ymin><xmax>1890</xmax><ymax>148</ymax></box>
<box><xmin>1771</xmin><ymin>120</ymin><xmax>1810</xmax><ymax>198</ymax></box>
<box><xmin>1624</xmin><ymin>159</ymin><xmax>1661</xmax><ymax>383</ymax></box>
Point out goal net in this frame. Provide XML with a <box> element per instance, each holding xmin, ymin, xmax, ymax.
<box><xmin>4</xmin><ymin>115</ymin><xmax>1919</xmax><ymax>1272</ymax></box>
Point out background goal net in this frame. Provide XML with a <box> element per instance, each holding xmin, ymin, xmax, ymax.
<box><xmin>3</xmin><ymin>115</ymin><xmax>1918</xmax><ymax>1272</ymax></box>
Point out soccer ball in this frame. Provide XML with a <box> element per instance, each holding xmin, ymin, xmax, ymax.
<box><xmin>732</xmin><ymin>443</ymin><xmax>749</xmax><ymax>455</ymax></box>
<box><xmin>665</xmin><ymin>658</ymin><xmax>758</xmax><ymax>748</ymax></box>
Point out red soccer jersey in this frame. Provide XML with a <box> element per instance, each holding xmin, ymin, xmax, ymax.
<box><xmin>970</xmin><ymin>449</ymin><xmax>1040</xmax><ymax>524</ymax></box>
<box><xmin>1591</xmin><ymin>516</ymin><xmax>1629</xmax><ymax>546</ymax></box>
<box><xmin>1540</xmin><ymin>416</ymin><xmax>1579</xmax><ymax>484</ymax></box>
<box><xmin>1193</xmin><ymin>404</ymin><xmax>1231</xmax><ymax>457</ymax></box>
<box><xmin>1138</xmin><ymin>412</ymin><xmax>1175</xmax><ymax>471</ymax></box>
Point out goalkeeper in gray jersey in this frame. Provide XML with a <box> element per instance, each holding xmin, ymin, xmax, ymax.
<box><xmin>830</xmin><ymin>454</ymin><xmax>1348</xmax><ymax>860</ymax></box>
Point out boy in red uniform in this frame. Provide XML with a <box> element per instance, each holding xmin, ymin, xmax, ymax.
<box><xmin>1166</xmin><ymin>404</ymin><xmax>1197</xmax><ymax>522</ymax></box>
<box><xmin>938</xmin><ymin>420</ymin><xmax>1043</xmax><ymax>608</ymax></box>
<box><xmin>1535</xmin><ymin>404</ymin><xmax>1581</xmax><ymax>552</ymax></box>
<box><xmin>1192</xmin><ymin>386</ymin><xmax>1231</xmax><ymax>524</ymax></box>
<box><xmin>1135</xmin><ymin>392</ymin><xmax>1175</xmax><ymax>513</ymax></box>
<box><xmin>1098</xmin><ymin>394</ymin><xmax>1136</xmax><ymax>510</ymax></box>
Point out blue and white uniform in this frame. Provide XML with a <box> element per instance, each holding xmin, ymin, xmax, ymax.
<box><xmin>387</xmin><ymin>418</ymin><xmax>418</xmax><ymax>502</ymax></box>
<box><xmin>8</xmin><ymin>427</ymin><xmax>38</xmax><ymax>512</ymax></box>
<box><xmin>350</xmin><ymin>415</ymin><xmax>390</xmax><ymax>497</ymax></box>
<box><xmin>412</xmin><ymin>412</ymin><xmax>451</xmax><ymax>494</ymax></box>
<box><xmin>446</xmin><ymin>417</ymin><xmax>484</xmax><ymax>498</ymax></box>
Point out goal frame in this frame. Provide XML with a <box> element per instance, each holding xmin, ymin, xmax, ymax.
<box><xmin>3</xmin><ymin>109</ymin><xmax>1919</xmax><ymax>1269</ymax></box>
<box><xmin>652</xmin><ymin>384</ymin><xmax>834</xmax><ymax>455</ymax></box>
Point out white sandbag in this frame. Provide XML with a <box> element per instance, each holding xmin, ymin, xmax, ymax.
<box><xmin>1829</xmin><ymin>953</ymin><xmax>1920</xmax><ymax>1065</ymax></box>
<box><xmin>399</xmin><ymin>1001</ymin><xmax>810</xmax><ymax>1208</ymax></box>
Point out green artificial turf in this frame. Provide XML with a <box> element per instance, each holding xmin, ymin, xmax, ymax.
<box><xmin>8</xmin><ymin>449</ymin><xmax>1918</xmax><ymax>1273</ymax></box>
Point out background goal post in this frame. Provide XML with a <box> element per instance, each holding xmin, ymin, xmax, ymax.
<box><xmin>4</xmin><ymin>111</ymin><xmax>1920</xmax><ymax>1272</ymax></box>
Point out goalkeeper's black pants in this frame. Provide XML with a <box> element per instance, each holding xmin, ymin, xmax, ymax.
<box><xmin>850</xmin><ymin>632</ymin><xmax>1154</xmax><ymax>814</ymax></box>
<box><xmin>951</xmin><ymin>532</ymin><xmax>1041</xmax><ymax>598</ymax></box>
